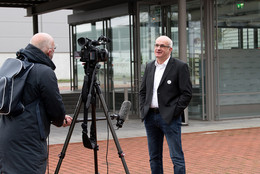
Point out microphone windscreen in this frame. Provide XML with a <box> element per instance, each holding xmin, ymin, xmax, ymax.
<box><xmin>118</xmin><ymin>101</ymin><xmax>131</xmax><ymax>121</ymax></box>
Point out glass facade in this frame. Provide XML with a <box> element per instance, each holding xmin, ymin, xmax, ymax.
<box><xmin>216</xmin><ymin>0</ymin><xmax>260</xmax><ymax>119</ymax></box>
<box><xmin>68</xmin><ymin>0</ymin><xmax>260</xmax><ymax>120</ymax></box>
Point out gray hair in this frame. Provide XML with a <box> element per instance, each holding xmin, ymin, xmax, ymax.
<box><xmin>156</xmin><ymin>35</ymin><xmax>173</xmax><ymax>48</ymax></box>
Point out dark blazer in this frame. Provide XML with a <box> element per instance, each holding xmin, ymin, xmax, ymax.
<box><xmin>139</xmin><ymin>57</ymin><xmax>192</xmax><ymax>124</ymax></box>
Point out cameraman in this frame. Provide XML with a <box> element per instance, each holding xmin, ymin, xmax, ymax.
<box><xmin>0</xmin><ymin>33</ymin><xmax>72</xmax><ymax>174</ymax></box>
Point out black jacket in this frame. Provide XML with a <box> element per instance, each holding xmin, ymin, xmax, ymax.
<box><xmin>0</xmin><ymin>44</ymin><xmax>66</xmax><ymax>174</ymax></box>
<box><xmin>139</xmin><ymin>57</ymin><xmax>192</xmax><ymax>124</ymax></box>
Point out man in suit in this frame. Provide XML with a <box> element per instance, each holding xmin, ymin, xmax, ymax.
<box><xmin>139</xmin><ymin>36</ymin><xmax>192</xmax><ymax>174</ymax></box>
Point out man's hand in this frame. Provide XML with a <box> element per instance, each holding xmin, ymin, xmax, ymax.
<box><xmin>63</xmin><ymin>115</ymin><xmax>72</xmax><ymax>127</ymax></box>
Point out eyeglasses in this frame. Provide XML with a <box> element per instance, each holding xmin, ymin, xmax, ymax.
<box><xmin>154</xmin><ymin>44</ymin><xmax>170</xmax><ymax>48</ymax></box>
<box><xmin>49</xmin><ymin>45</ymin><xmax>56</xmax><ymax>51</ymax></box>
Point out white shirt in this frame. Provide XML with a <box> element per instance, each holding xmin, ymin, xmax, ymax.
<box><xmin>150</xmin><ymin>57</ymin><xmax>170</xmax><ymax>108</ymax></box>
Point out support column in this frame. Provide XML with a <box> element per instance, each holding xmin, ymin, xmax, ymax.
<box><xmin>178</xmin><ymin>0</ymin><xmax>189</xmax><ymax>125</ymax></box>
<box><xmin>33</xmin><ymin>15</ymin><xmax>38</xmax><ymax>34</ymax></box>
<box><xmin>179</xmin><ymin>0</ymin><xmax>187</xmax><ymax>63</ymax></box>
<box><xmin>204</xmin><ymin>0</ymin><xmax>216</xmax><ymax>121</ymax></box>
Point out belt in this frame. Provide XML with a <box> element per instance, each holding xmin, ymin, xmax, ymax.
<box><xmin>149</xmin><ymin>108</ymin><xmax>160</xmax><ymax>114</ymax></box>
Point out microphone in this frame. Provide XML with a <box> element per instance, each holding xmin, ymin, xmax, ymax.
<box><xmin>116</xmin><ymin>101</ymin><xmax>131</xmax><ymax>128</ymax></box>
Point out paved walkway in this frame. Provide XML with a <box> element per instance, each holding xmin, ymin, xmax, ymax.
<box><xmin>46</xmin><ymin>117</ymin><xmax>260</xmax><ymax>174</ymax></box>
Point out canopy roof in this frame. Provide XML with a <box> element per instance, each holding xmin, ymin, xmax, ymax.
<box><xmin>0</xmin><ymin>0</ymin><xmax>128</xmax><ymax>16</ymax></box>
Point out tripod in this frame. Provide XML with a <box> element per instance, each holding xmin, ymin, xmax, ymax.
<box><xmin>55</xmin><ymin>63</ymin><xmax>130</xmax><ymax>174</ymax></box>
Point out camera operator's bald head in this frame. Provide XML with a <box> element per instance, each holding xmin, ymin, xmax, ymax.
<box><xmin>30</xmin><ymin>33</ymin><xmax>56</xmax><ymax>59</ymax></box>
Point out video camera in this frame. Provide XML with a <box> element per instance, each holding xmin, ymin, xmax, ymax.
<box><xmin>77</xmin><ymin>35</ymin><xmax>111</xmax><ymax>65</ymax></box>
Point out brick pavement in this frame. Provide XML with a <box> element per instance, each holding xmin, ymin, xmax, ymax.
<box><xmin>46</xmin><ymin>127</ymin><xmax>260</xmax><ymax>174</ymax></box>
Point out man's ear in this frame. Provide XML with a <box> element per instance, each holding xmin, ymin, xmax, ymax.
<box><xmin>46</xmin><ymin>49</ymin><xmax>51</xmax><ymax>57</ymax></box>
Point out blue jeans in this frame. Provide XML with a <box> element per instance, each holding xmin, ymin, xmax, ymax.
<box><xmin>144</xmin><ymin>111</ymin><xmax>185</xmax><ymax>174</ymax></box>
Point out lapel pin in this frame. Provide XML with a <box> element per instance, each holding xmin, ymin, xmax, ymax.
<box><xmin>167</xmin><ymin>80</ymin><xmax>171</xmax><ymax>84</ymax></box>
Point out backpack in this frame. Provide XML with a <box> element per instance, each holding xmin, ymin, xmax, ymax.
<box><xmin>0</xmin><ymin>57</ymin><xmax>34</xmax><ymax>116</ymax></box>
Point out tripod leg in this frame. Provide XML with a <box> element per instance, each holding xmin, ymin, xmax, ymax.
<box><xmin>55</xmin><ymin>94</ymin><xmax>83</xmax><ymax>174</ymax></box>
<box><xmin>95</xmin><ymin>84</ymin><xmax>130</xmax><ymax>174</ymax></box>
<box><xmin>91</xmin><ymin>103</ymin><xmax>99</xmax><ymax>174</ymax></box>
